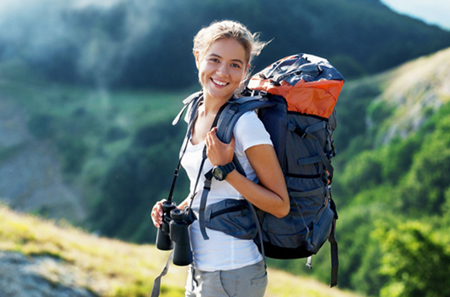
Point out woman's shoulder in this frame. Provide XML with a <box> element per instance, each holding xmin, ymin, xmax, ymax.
<box><xmin>233</xmin><ymin>110</ymin><xmax>265</xmax><ymax>135</ymax></box>
<box><xmin>235</xmin><ymin>110</ymin><xmax>261</xmax><ymax>126</ymax></box>
<box><xmin>233</xmin><ymin>110</ymin><xmax>272</xmax><ymax>152</ymax></box>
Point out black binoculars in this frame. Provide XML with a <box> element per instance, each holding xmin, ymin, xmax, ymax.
<box><xmin>156</xmin><ymin>200</ymin><xmax>195</xmax><ymax>266</ymax></box>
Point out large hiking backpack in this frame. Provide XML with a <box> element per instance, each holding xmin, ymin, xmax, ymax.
<box><xmin>223</xmin><ymin>54</ymin><xmax>343</xmax><ymax>286</ymax></box>
<box><xmin>167</xmin><ymin>54</ymin><xmax>344</xmax><ymax>289</ymax></box>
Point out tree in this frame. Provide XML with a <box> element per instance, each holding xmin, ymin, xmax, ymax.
<box><xmin>374</xmin><ymin>220</ymin><xmax>450</xmax><ymax>297</ymax></box>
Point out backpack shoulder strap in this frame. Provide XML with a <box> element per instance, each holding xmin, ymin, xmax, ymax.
<box><xmin>172</xmin><ymin>91</ymin><xmax>203</xmax><ymax>126</ymax></box>
<box><xmin>215</xmin><ymin>95</ymin><xmax>276</xmax><ymax>144</ymax></box>
<box><xmin>166</xmin><ymin>91</ymin><xmax>203</xmax><ymax>202</ymax></box>
<box><xmin>215</xmin><ymin>95</ymin><xmax>275</xmax><ymax>177</ymax></box>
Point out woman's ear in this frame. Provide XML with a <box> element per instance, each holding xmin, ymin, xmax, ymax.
<box><xmin>194</xmin><ymin>51</ymin><xmax>200</xmax><ymax>69</ymax></box>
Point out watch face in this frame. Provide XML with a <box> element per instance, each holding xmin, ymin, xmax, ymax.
<box><xmin>213</xmin><ymin>167</ymin><xmax>224</xmax><ymax>180</ymax></box>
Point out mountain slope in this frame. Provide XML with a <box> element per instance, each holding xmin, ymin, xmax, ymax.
<box><xmin>368</xmin><ymin>47</ymin><xmax>450</xmax><ymax>145</ymax></box>
<box><xmin>333</xmin><ymin>46</ymin><xmax>450</xmax><ymax>158</ymax></box>
<box><xmin>0</xmin><ymin>204</ymin><xmax>363</xmax><ymax>297</ymax></box>
<box><xmin>0</xmin><ymin>95</ymin><xmax>87</xmax><ymax>224</ymax></box>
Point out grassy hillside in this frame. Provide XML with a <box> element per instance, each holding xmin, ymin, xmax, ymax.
<box><xmin>0</xmin><ymin>204</ymin><xmax>363</xmax><ymax>297</ymax></box>
<box><xmin>334</xmin><ymin>46</ymin><xmax>450</xmax><ymax>164</ymax></box>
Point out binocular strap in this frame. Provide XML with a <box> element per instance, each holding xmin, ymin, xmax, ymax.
<box><xmin>151</xmin><ymin>251</ymin><xmax>173</xmax><ymax>297</ymax></box>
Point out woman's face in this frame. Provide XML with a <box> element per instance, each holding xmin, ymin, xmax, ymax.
<box><xmin>196</xmin><ymin>38</ymin><xmax>248</xmax><ymax>103</ymax></box>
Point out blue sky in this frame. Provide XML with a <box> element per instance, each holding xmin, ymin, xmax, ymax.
<box><xmin>382</xmin><ymin>0</ymin><xmax>450</xmax><ymax>30</ymax></box>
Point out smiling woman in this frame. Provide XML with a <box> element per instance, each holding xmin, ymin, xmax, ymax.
<box><xmin>151</xmin><ymin>20</ymin><xmax>289</xmax><ymax>297</ymax></box>
<box><xmin>194</xmin><ymin>38</ymin><xmax>247</xmax><ymax>113</ymax></box>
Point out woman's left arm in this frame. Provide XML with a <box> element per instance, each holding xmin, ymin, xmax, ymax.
<box><xmin>206</xmin><ymin>129</ymin><xmax>290</xmax><ymax>218</ymax></box>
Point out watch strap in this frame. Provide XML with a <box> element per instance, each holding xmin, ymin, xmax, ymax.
<box><xmin>214</xmin><ymin>162</ymin><xmax>235</xmax><ymax>181</ymax></box>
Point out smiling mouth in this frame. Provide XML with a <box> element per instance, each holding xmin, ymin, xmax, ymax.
<box><xmin>211</xmin><ymin>78</ymin><xmax>229</xmax><ymax>86</ymax></box>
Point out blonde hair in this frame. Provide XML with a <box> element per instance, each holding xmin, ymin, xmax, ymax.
<box><xmin>193</xmin><ymin>20</ymin><xmax>268</xmax><ymax>67</ymax></box>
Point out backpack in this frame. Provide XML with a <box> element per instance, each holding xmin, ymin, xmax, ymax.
<box><xmin>223</xmin><ymin>54</ymin><xmax>343</xmax><ymax>287</ymax></box>
<box><xmin>153</xmin><ymin>54</ymin><xmax>344</xmax><ymax>295</ymax></box>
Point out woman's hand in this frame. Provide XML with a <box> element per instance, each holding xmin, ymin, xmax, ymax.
<box><xmin>205</xmin><ymin>127</ymin><xmax>235</xmax><ymax>166</ymax></box>
<box><xmin>151</xmin><ymin>199</ymin><xmax>165</xmax><ymax>228</ymax></box>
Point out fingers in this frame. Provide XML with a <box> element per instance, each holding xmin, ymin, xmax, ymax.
<box><xmin>206</xmin><ymin>127</ymin><xmax>234</xmax><ymax>145</ymax></box>
<box><xmin>206</xmin><ymin>127</ymin><xmax>218</xmax><ymax>145</ymax></box>
<box><xmin>206</xmin><ymin>128</ymin><xmax>235</xmax><ymax>166</ymax></box>
<box><xmin>229</xmin><ymin>135</ymin><xmax>235</xmax><ymax>147</ymax></box>
<box><xmin>151</xmin><ymin>200</ymin><xmax>164</xmax><ymax>228</ymax></box>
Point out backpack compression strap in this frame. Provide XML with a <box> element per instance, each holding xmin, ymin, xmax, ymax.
<box><xmin>329</xmin><ymin>219</ymin><xmax>338</xmax><ymax>287</ymax></box>
<box><xmin>288</xmin><ymin>121</ymin><xmax>334</xmax><ymax>180</ymax></box>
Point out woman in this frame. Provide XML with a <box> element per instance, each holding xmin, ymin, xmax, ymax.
<box><xmin>151</xmin><ymin>20</ymin><xmax>289</xmax><ymax>297</ymax></box>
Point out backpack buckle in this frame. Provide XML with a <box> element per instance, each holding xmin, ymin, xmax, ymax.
<box><xmin>270</xmin><ymin>79</ymin><xmax>281</xmax><ymax>86</ymax></box>
<box><xmin>294</xmin><ymin>127</ymin><xmax>307</xmax><ymax>138</ymax></box>
<box><xmin>322</xmin><ymin>170</ymin><xmax>331</xmax><ymax>184</ymax></box>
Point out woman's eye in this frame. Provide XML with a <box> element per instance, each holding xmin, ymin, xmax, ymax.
<box><xmin>210</xmin><ymin>58</ymin><xmax>219</xmax><ymax>63</ymax></box>
<box><xmin>231</xmin><ymin>63</ymin><xmax>241</xmax><ymax>69</ymax></box>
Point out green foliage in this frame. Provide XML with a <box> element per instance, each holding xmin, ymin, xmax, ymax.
<box><xmin>398</xmin><ymin>114</ymin><xmax>450</xmax><ymax>216</ymax></box>
<box><xmin>27</xmin><ymin>114</ymin><xmax>58</xmax><ymax>139</ymax></box>
<box><xmin>333</xmin><ymin>79</ymin><xmax>383</xmax><ymax>157</ymax></box>
<box><xmin>374</xmin><ymin>220</ymin><xmax>450</xmax><ymax>297</ymax></box>
<box><xmin>57</xmin><ymin>137</ymin><xmax>89</xmax><ymax>174</ymax></box>
<box><xmin>334</xmin><ymin>151</ymin><xmax>383</xmax><ymax>205</ymax></box>
<box><xmin>90</xmin><ymin>121</ymin><xmax>189</xmax><ymax>243</ymax></box>
<box><xmin>27</xmin><ymin>111</ymin><xmax>93</xmax><ymax>174</ymax></box>
<box><xmin>379</xmin><ymin>135</ymin><xmax>422</xmax><ymax>184</ymax></box>
<box><xmin>367</xmin><ymin>100</ymin><xmax>394</xmax><ymax>126</ymax></box>
<box><xmin>322</xmin><ymin>98</ymin><xmax>450</xmax><ymax>296</ymax></box>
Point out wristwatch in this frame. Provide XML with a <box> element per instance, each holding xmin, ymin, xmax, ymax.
<box><xmin>212</xmin><ymin>162</ymin><xmax>236</xmax><ymax>181</ymax></box>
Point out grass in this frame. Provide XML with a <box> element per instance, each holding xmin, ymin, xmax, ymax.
<box><xmin>0</xmin><ymin>204</ymin><xmax>363</xmax><ymax>297</ymax></box>
<box><xmin>0</xmin><ymin>203</ymin><xmax>188</xmax><ymax>296</ymax></box>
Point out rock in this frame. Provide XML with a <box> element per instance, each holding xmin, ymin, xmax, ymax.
<box><xmin>0</xmin><ymin>251</ymin><xmax>97</xmax><ymax>297</ymax></box>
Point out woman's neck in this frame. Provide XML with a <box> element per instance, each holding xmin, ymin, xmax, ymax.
<box><xmin>201</xmin><ymin>93</ymin><xmax>232</xmax><ymax>117</ymax></box>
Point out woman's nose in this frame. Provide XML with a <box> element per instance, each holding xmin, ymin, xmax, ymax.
<box><xmin>216</xmin><ymin>64</ymin><xmax>229</xmax><ymax>77</ymax></box>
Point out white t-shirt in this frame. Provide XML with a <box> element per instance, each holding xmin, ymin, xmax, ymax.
<box><xmin>181</xmin><ymin>110</ymin><xmax>272</xmax><ymax>271</ymax></box>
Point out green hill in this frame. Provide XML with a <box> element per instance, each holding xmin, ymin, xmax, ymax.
<box><xmin>0</xmin><ymin>204</ymin><xmax>363</xmax><ymax>297</ymax></box>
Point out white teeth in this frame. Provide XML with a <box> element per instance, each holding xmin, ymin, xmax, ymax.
<box><xmin>212</xmin><ymin>79</ymin><xmax>227</xmax><ymax>86</ymax></box>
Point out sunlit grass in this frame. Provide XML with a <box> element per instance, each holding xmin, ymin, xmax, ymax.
<box><xmin>0</xmin><ymin>203</ymin><xmax>188</xmax><ymax>296</ymax></box>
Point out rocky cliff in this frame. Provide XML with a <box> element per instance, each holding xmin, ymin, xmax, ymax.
<box><xmin>0</xmin><ymin>97</ymin><xmax>86</xmax><ymax>223</ymax></box>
